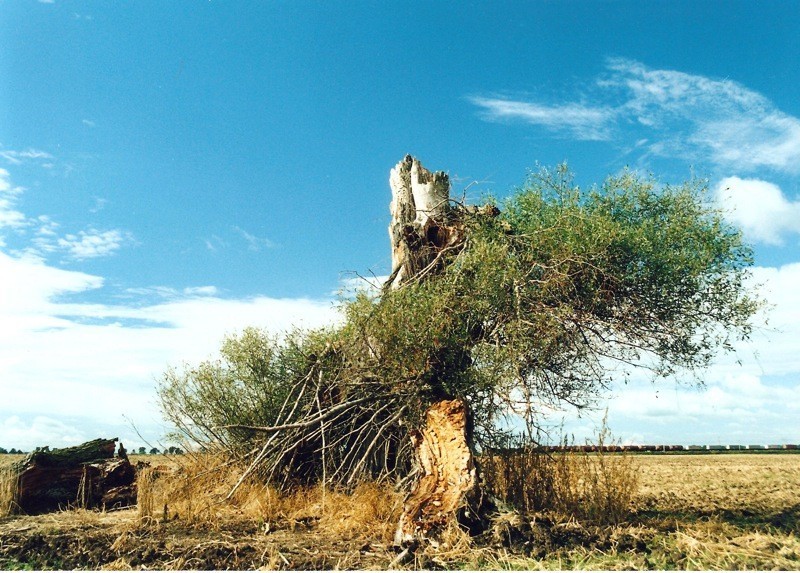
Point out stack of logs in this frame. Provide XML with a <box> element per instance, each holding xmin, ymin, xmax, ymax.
<box><xmin>7</xmin><ymin>438</ymin><xmax>137</xmax><ymax>514</ymax></box>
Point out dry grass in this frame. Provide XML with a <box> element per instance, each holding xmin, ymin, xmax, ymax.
<box><xmin>482</xmin><ymin>447</ymin><xmax>639</xmax><ymax>524</ymax></box>
<box><xmin>636</xmin><ymin>453</ymin><xmax>800</xmax><ymax>517</ymax></box>
<box><xmin>1</xmin><ymin>452</ymin><xmax>798</xmax><ymax>570</ymax></box>
<box><xmin>135</xmin><ymin>451</ymin><xmax>404</xmax><ymax>542</ymax></box>
<box><xmin>0</xmin><ymin>465</ymin><xmax>18</xmax><ymax>518</ymax></box>
<box><xmin>0</xmin><ymin>454</ymin><xmax>25</xmax><ymax>469</ymax></box>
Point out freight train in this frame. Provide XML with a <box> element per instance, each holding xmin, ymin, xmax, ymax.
<box><xmin>529</xmin><ymin>443</ymin><xmax>799</xmax><ymax>453</ymax></box>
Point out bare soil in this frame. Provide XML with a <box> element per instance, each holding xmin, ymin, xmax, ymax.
<box><xmin>0</xmin><ymin>453</ymin><xmax>798</xmax><ymax>570</ymax></box>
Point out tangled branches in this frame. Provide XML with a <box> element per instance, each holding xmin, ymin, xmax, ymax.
<box><xmin>158</xmin><ymin>327</ymin><xmax>424</xmax><ymax>491</ymax></box>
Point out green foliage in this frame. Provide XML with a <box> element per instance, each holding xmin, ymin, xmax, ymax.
<box><xmin>158</xmin><ymin>326</ymin><xmax>332</xmax><ymax>452</ymax></box>
<box><xmin>358</xmin><ymin>165</ymin><xmax>761</xmax><ymax>440</ymax></box>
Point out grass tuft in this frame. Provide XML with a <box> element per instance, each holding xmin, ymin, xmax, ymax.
<box><xmin>134</xmin><ymin>451</ymin><xmax>404</xmax><ymax>542</ymax></box>
<box><xmin>482</xmin><ymin>426</ymin><xmax>639</xmax><ymax>525</ymax></box>
<box><xmin>0</xmin><ymin>465</ymin><xmax>18</xmax><ymax>518</ymax></box>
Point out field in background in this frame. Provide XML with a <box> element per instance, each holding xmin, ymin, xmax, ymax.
<box><xmin>0</xmin><ymin>455</ymin><xmax>24</xmax><ymax>468</ymax></box>
<box><xmin>0</xmin><ymin>452</ymin><xmax>798</xmax><ymax>569</ymax></box>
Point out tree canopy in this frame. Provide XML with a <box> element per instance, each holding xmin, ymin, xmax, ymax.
<box><xmin>159</xmin><ymin>165</ymin><xmax>761</xmax><ymax>490</ymax></box>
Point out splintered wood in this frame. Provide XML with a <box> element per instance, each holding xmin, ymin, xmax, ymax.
<box><xmin>386</xmin><ymin>155</ymin><xmax>462</xmax><ymax>291</ymax></box>
<box><xmin>11</xmin><ymin>438</ymin><xmax>137</xmax><ymax>514</ymax></box>
<box><xmin>394</xmin><ymin>398</ymin><xmax>477</xmax><ymax>545</ymax></box>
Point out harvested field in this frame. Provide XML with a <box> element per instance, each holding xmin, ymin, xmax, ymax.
<box><xmin>0</xmin><ymin>453</ymin><xmax>797</xmax><ymax>570</ymax></box>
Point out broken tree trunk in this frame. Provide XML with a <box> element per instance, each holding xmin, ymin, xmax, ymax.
<box><xmin>394</xmin><ymin>399</ymin><xmax>482</xmax><ymax>544</ymax></box>
<box><xmin>386</xmin><ymin>154</ymin><xmax>464</xmax><ymax>291</ymax></box>
<box><xmin>385</xmin><ymin>156</ymin><xmax>486</xmax><ymax>545</ymax></box>
<box><xmin>10</xmin><ymin>438</ymin><xmax>137</xmax><ymax>514</ymax></box>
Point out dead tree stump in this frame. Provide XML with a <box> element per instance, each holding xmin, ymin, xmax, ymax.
<box><xmin>385</xmin><ymin>156</ymin><xmax>488</xmax><ymax>545</ymax></box>
<box><xmin>386</xmin><ymin>154</ymin><xmax>464</xmax><ymax>291</ymax></box>
<box><xmin>394</xmin><ymin>399</ymin><xmax>480</xmax><ymax>544</ymax></box>
<box><xmin>10</xmin><ymin>438</ymin><xmax>137</xmax><ymax>514</ymax></box>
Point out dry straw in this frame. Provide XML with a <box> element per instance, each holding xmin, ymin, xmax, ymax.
<box><xmin>0</xmin><ymin>465</ymin><xmax>18</xmax><ymax>517</ymax></box>
<box><xmin>134</xmin><ymin>450</ymin><xmax>404</xmax><ymax>541</ymax></box>
<box><xmin>481</xmin><ymin>425</ymin><xmax>640</xmax><ymax>525</ymax></box>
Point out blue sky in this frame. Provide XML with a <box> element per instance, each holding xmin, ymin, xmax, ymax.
<box><xmin>1</xmin><ymin>1</ymin><xmax>799</xmax><ymax>451</ymax></box>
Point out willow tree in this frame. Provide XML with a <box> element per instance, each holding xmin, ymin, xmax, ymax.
<box><xmin>159</xmin><ymin>155</ymin><xmax>761</xmax><ymax>543</ymax></box>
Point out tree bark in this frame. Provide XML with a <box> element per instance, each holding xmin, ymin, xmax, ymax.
<box><xmin>386</xmin><ymin>156</ymin><xmax>486</xmax><ymax>545</ymax></box>
<box><xmin>394</xmin><ymin>399</ymin><xmax>480</xmax><ymax>544</ymax></box>
<box><xmin>10</xmin><ymin>438</ymin><xmax>137</xmax><ymax>514</ymax></box>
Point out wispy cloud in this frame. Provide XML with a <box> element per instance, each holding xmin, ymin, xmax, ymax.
<box><xmin>0</xmin><ymin>148</ymin><xmax>54</xmax><ymax>165</ymax></box>
<box><xmin>715</xmin><ymin>177</ymin><xmax>800</xmax><ymax>245</ymax></box>
<box><xmin>0</xmin><ymin>169</ymin><xmax>27</xmax><ymax>240</ymax></box>
<box><xmin>204</xmin><ymin>234</ymin><xmax>226</xmax><ymax>252</ymax></box>
<box><xmin>233</xmin><ymin>226</ymin><xmax>275</xmax><ymax>251</ymax></box>
<box><xmin>89</xmin><ymin>197</ymin><xmax>108</xmax><ymax>213</ymax></box>
<box><xmin>469</xmin><ymin>96</ymin><xmax>615</xmax><ymax>141</ymax></box>
<box><xmin>606</xmin><ymin>58</ymin><xmax>800</xmax><ymax>172</ymax></box>
<box><xmin>471</xmin><ymin>59</ymin><xmax>800</xmax><ymax>174</ymax></box>
<box><xmin>0</xmin><ymin>165</ymin><xmax>134</xmax><ymax>260</ymax></box>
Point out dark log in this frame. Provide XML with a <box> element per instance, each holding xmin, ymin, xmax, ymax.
<box><xmin>10</xmin><ymin>438</ymin><xmax>137</xmax><ymax>514</ymax></box>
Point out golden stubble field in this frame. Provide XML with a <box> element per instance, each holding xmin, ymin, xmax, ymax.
<box><xmin>0</xmin><ymin>452</ymin><xmax>798</xmax><ymax>570</ymax></box>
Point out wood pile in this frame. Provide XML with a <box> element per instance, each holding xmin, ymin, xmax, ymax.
<box><xmin>9</xmin><ymin>438</ymin><xmax>137</xmax><ymax>514</ymax></box>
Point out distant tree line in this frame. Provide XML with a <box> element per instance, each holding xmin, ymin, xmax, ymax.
<box><xmin>134</xmin><ymin>446</ymin><xmax>184</xmax><ymax>455</ymax></box>
<box><xmin>0</xmin><ymin>446</ymin><xmax>184</xmax><ymax>455</ymax></box>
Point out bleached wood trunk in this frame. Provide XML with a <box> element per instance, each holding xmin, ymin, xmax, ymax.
<box><xmin>385</xmin><ymin>156</ymin><xmax>480</xmax><ymax>545</ymax></box>
<box><xmin>386</xmin><ymin>155</ymin><xmax>460</xmax><ymax>291</ymax></box>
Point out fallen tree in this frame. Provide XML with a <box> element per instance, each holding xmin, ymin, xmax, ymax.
<box><xmin>8</xmin><ymin>438</ymin><xmax>136</xmax><ymax>514</ymax></box>
<box><xmin>159</xmin><ymin>156</ymin><xmax>762</xmax><ymax>544</ymax></box>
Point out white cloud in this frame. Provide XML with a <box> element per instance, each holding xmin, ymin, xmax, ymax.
<box><xmin>0</xmin><ymin>166</ymin><xmax>133</xmax><ymax>261</ymax></box>
<box><xmin>0</xmin><ymin>250</ymin><xmax>340</xmax><ymax>451</ymax></box>
<box><xmin>469</xmin><ymin>96</ymin><xmax>615</xmax><ymax>141</ymax></box>
<box><xmin>183</xmin><ymin>285</ymin><xmax>219</xmax><ymax>297</ymax></box>
<box><xmin>0</xmin><ymin>200</ymin><xmax>26</xmax><ymax>231</ymax></box>
<box><xmin>1</xmin><ymin>416</ymin><xmax>87</xmax><ymax>450</ymax></box>
<box><xmin>537</xmin><ymin>262</ymin><xmax>800</xmax><ymax>445</ymax></box>
<box><xmin>0</xmin><ymin>168</ymin><xmax>27</xmax><ymax>234</ymax></box>
<box><xmin>715</xmin><ymin>177</ymin><xmax>800</xmax><ymax>245</ymax></box>
<box><xmin>472</xmin><ymin>59</ymin><xmax>800</xmax><ymax>174</ymax></box>
<box><xmin>1</xmin><ymin>250</ymin><xmax>798</xmax><ymax>450</ymax></box>
<box><xmin>606</xmin><ymin>58</ymin><xmax>800</xmax><ymax>172</ymax></box>
<box><xmin>337</xmin><ymin>274</ymin><xmax>389</xmax><ymax>297</ymax></box>
<box><xmin>56</xmin><ymin>228</ymin><xmax>132</xmax><ymax>259</ymax></box>
<box><xmin>590</xmin><ymin>372</ymin><xmax>800</xmax><ymax>445</ymax></box>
